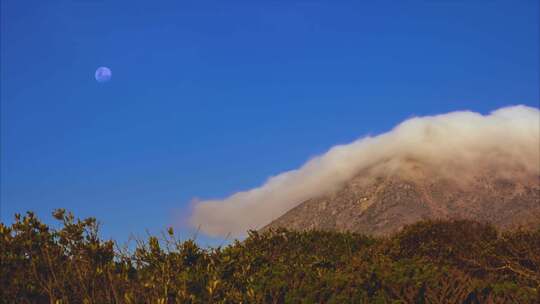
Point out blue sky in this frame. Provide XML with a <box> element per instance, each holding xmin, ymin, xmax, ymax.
<box><xmin>1</xmin><ymin>0</ymin><xmax>539</xmax><ymax>245</ymax></box>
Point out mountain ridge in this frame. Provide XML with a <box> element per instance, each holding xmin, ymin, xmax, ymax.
<box><xmin>264</xmin><ymin>161</ymin><xmax>540</xmax><ymax>235</ymax></box>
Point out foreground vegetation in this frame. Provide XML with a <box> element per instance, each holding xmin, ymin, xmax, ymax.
<box><xmin>1</xmin><ymin>210</ymin><xmax>539</xmax><ymax>303</ymax></box>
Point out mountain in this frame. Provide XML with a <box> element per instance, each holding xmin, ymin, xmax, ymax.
<box><xmin>190</xmin><ymin>106</ymin><xmax>539</xmax><ymax>237</ymax></box>
<box><xmin>264</xmin><ymin>161</ymin><xmax>540</xmax><ymax>235</ymax></box>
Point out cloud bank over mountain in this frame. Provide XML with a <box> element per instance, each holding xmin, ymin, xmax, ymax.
<box><xmin>189</xmin><ymin>105</ymin><xmax>540</xmax><ymax>237</ymax></box>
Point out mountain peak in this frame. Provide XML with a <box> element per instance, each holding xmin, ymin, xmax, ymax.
<box><xmin>264</xmin><ymin>162</ymin><xmax>540</xmax><ymax>235</ymax></box>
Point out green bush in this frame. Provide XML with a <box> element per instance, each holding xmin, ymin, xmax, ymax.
<box><xmin>1</xmin><ymin>210</ymin><xmax>538</xmax><ymax>303</ymax></box>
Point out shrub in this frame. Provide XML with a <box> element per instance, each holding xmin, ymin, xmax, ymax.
<box><xmin>1</xmin><ymin>211</ymin><xmax>538</xmax><ymax>303</ymax></box>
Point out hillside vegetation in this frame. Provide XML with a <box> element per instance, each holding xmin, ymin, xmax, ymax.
<box><xmin>1</xmin><ymin>210</ymin><xmax>539</xmax><ymax>303</ymax></box>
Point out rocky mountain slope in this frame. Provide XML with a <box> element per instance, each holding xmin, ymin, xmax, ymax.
<box><xmin>264</xmin><ymin>161</ymin><xmax>540</xmax><ymax>235</ymax></box>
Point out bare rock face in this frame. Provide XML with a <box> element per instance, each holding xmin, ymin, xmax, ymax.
<box><xmin>264</xmin><ymin>163</ymin><xmax>540</xmax><ymax>236</ymax></box>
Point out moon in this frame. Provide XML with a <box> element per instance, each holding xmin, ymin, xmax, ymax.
<box><xmin>95</xmin><ymin>67</ymin><xmax>112</xmax><ymax>83</ymax></box>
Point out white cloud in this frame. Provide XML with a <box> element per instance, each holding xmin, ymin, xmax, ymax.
<box><xmin>189</xmin><ymin>105</ymin><xmax>540</xmax><ymax>237</ymax></box>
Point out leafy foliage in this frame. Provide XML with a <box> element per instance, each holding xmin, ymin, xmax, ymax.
<box><xmin>1</xmin><ymin>210</ymin><xmax>539</xmax><ymax>303</ymax></box>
